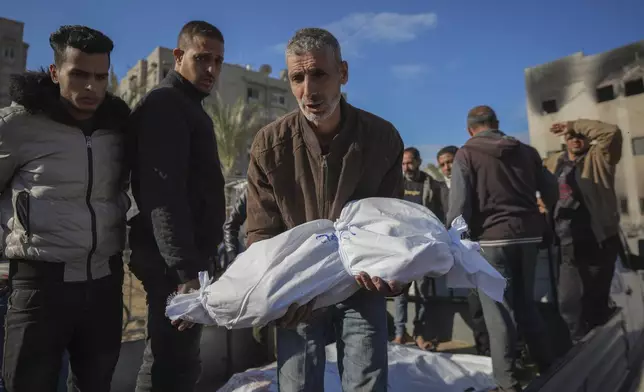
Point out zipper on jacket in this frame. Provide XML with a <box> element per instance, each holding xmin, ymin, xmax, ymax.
<box><xmin>16</xmin><ymin>190</ymin><xmax>30</xmax><ymax>244</ymax></box>
<box><xmin>321</xmin><ymin>155</ymin><xmax>329</xmax><ymax>218</ymax></box>
<box><xmin>85</xmin><ymin>136</ymin><xmax>97</xmax><ymax>282</ymax></box>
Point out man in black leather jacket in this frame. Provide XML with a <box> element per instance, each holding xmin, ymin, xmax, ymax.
<box><xmin>222</xmin><ymin>185</ymin><xmax>248</xmax><ymax>263</ymax></box>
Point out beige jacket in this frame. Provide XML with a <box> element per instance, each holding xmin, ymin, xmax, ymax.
<box><xmin>0</xmin><ymin>71</ymin><xmax>131</xmax><ymax>282</ymax></box>
<box><xmin>544</xmin><ymin>119</ymin><xmax>622</xmax><ymax>242</ymax></box>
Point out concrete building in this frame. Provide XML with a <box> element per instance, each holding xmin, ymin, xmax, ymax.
<box><xmin>0</xmin><ymin>17</ymin><xmax>28</xmax><ymax>107</ymax></box>
<box><xmin>117</xmin><ymin>46</ymin><xmax>299</xmax><ymax>118</ymax></box>
<box><xmin>525</xmin><ymin>40</ymin><xmax>644</xmax><ymax>245</ymax></box>
<box><xmin>118</xmin><ymin>46</ymin><xmax>306</xmax><ymax>177</ymax></box>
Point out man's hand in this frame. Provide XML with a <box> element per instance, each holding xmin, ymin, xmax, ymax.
<box><xmin>277</xmin><ymin>298</ymin><xmax>317</xmax><ymax>329</ymax></box>
<box><xmin>550</xmin><ymin>122</ymin><xmax>572</xmax><ymax>137</ymax></box>
<box><xmin>537</xmin><ymin>197</ymin><xmax>547</xmax><ymax>215</ymax></box>
<box><xmin>355</xmin><ymin>272</ymin><xmax>402</xmax><ymax>297</ymax></box>
<box><xmin>171</xmin><ymin>278</ymin><xmax>201</xmax><ymax>331</ymax></box>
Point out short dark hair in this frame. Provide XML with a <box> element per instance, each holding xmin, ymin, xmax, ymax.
<box><xmin>437</xmin><ymin>146</ymin><xmax>459</xmax><ymax>160</ymax></box>
<box><xmin>404</xmin><ymin>147</ymin><xmax>421</xmax><ymax>161</ymax></box>
<box><xmin>467</xmin><ymin>105</ymin><xmax>499</xmax><ymax>129</ymax></box>
<box><xmin>50</xmin><ymin>25</ymin><xmax>114</xmax><ymax>65</ymax></box>
<box><xmin>178</xmin><ymin>21</ymin><xmax>224</xmax><ymax>49</ymax></box>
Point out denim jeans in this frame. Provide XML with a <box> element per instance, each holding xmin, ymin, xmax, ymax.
<box><xmin>393</xmin><ymin>277</ymin><xmax>431</xmax><ymax>338</ymax></box>
<box><xmin>478</xmin><ymin>244</ymin><xmax>554</xmax><ymax>391</ymax></box>
<box><xmin>276</xmin><ymin>289</ymin><xmax>388</xmax><ymax>392</ymax></box>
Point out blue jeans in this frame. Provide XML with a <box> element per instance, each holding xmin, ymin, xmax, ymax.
<box><xmin>393</xmin><ymin>277</ymin><xmax>431</xmax><ymax>338</ymax></box>
<box><xmin>276</xmin><ymin>289</ymin><xmax>388</xmax><ymax>392</ymax></box>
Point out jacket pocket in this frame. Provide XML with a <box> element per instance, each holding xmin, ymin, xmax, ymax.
<box><xmin>15</xmin><ymin>191</ymin><xmax>31</xmax><ymax>243</ymax></box>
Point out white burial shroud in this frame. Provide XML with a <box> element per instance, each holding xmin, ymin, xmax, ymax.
<box><xmin>165</xmin><ymin>197</ymin><xmax>506</xmax><ymax>328</ymax></box>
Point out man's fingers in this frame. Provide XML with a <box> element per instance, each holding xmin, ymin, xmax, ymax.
<box><xmin>171</xmin><ymin>318</ymin><xmax>195</xmax><ymax>331</ymax></box>
<box><xmin>178</xmin><ymin>320</ymin><xmax>195</xmax><ymax>331</ymax></box>
<box><xmin>388</xmin><ymin>280</ymin><xmax>403</xmax><ymax>294</ymax></box>
<box><xmin>372</xmin><ymin>276</ymin><xmax>386</xmax><ymax>292</ymax></box>
<box><xmin>359</xmin><ymin>272</ymin><xmax>377</xmax><ymax>291</ymax></box>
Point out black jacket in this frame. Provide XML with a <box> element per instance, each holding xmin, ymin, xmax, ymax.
<box><xmin>223</xmin><ymin>186</ymin><xmax>247</xmax><ymax>256</ymax></box>
<box><xmin>127</xmin><ymin>70</ymin><xmax>226</xmax><ymax>283</ymax></box>
<box><xmin>439</xmin><ymin>181</ymin><xmax>450</xmax><ymax>224</ymax></box>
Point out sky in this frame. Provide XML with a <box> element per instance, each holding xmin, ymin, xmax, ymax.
<box><xmin>3</xmin><ymin>0</ymin><xmax>644</xmax><ymax>163</ymax></box>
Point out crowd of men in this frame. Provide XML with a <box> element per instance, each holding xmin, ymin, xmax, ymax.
<box><xmin>0</xmin><ymin>18</ymin><xmax>624</xmax><ymax>392</ymax></box>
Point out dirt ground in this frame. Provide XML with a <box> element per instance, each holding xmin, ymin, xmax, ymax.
<box><xmin>122</xmin><ymin>264</ymin><xmax>148</xmax><ymax>342</ymax></box>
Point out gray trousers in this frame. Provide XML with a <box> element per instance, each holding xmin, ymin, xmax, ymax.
<box><xmin>478</xmin><ymin>243</ymin><xmax>554</xmax><ymax>390</ymax></box>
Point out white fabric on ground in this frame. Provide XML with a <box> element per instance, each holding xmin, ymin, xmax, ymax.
<box><xmin>166</xmin><ymin>198</ymin><xmax>506</xmax><ymax>328</ymax></box>
<box><xmin>217</xmin><ymin>343</ymin><xmax>495</xmax><ymax>392</ymax></box>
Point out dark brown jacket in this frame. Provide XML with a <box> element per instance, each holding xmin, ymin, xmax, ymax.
<box><xmin>246</xmin><ymin>99</ymin><xmax>404</xmax><ymax>245</ymax></box>
<box><xmin>446</xmin><ymin>129</ymin><xmax>558</xmax><ymax>246</ymax></box>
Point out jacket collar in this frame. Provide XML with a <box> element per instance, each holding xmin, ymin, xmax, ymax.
<box><xmin>472</xmin><ymin>129</ymin><xmax>505</xmax><ymax>139</ymax></box>
<box><xmin>162</xmin><ymin>70</ymin><xmax>210</xmax><ymax>102</ymax></box>
<box><xmin>9</xmin><ymin>69</ymin><xmax>130</xmax><ymax>132</ymax></box>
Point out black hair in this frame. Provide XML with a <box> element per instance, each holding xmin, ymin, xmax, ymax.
<box><xmin>49</xmin><ymin>25</ymin><xmax>114</xmax><ymax>65</ymax></box>
<box><xmin>178</xmin><ymin>21</ymin><xmax>224</xmax><ymax>49</ymax></box>
<box><xmin>437</xmin><ymin>146</ymin><xmax>459</xmax><ymax>160</ymax></box>
<box><xmin>404</xmin><ymin>147</ymin><xmax>421</xmax><ymax>161</ymax></box>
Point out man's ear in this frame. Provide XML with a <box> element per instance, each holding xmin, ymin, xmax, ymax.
<box><xmin>340</xmin><ymin>60</ymin><xmax>349</xmax><ymax>85</ymax></box>
<box><xmin>172</xmin><ymin>48</ymin><xmax>184</xmax><ymax>67</ymax></box>
<box><xmin>49</xmin><ymin>64</ymin><xmax>59</xmax><ymax>84</ymax></box>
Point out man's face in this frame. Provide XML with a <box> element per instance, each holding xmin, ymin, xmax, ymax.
<box><xmin>438</xmin><ymin>153</ymin><xmax>455</xmax><ymax>178</ymax></box>
<box><xmin>402</xmin><ymin>152</ymin><xmax>420</xmax><ymax>179</ymax></box>
<box><xmin>50</xmin><ymin>47</ymin><xmax>109</xmax><ymax>119</ymax></box>
<box><xmin>175</xmin><ymin>35</ymin><xmax>224</xmax><ymax>93</ymax></box>
<box><xmin>566</xmin><ymin>133</ymin><xmax>588</xmax><ymax>156</ymax></box>
<box><xmin>287</xmin><ymin>48</ymin><xmax>348</xmax><ymax>124</ymax></box>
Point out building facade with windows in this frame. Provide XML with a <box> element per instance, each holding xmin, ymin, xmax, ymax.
<box><xmin>117</xmin><ymin>46</ymin><xmax>303</xmax><ymax>178</ymax></box>
<box><xmin>0</xmin><ymin>17</ymin><xmax>28</xmax><ymax>107</ymax></box>
<box><xmin>525</xmin><ymin>40</ymin><xmax>644</xmax><ymax>241</ymax></box>
<box><xmin>117</xmin><ymin>46</ymin><xmax>299</xmax><ymax>118</ymax></box>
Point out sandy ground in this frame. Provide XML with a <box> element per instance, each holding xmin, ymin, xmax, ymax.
<box><xmin>122</xmin><ymin>264</ymin><xmax>148</xmax><ymax>342</ymax></box>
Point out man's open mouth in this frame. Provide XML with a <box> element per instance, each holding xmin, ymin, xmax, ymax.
<box><xmin>306</xmin><ymin>102</ymin><xmax>323</xmax><ymax>110</ymax></box>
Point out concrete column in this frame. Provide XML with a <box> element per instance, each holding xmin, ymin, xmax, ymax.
<box><xmin>616</xmin><ymin>97</ymin><xmax>641</xmax><ymax>228</ymax></box>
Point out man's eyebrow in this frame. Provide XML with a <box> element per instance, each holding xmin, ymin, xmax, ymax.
<box><xmin>69</xmin><ymin>68</ymin><xmax>89</xmax><ymax>75</ymax></box>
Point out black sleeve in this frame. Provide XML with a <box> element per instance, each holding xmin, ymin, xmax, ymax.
<box><xmin>222</xmin><ymin>187</ymin><xmax>247</xmax><ymax>255</ymax></box>
<box><xmin>446</xmin><ymin>152</ymin><xmax>473</xmax><ymax>228</ymax></box>
<box><xmin>429</xmin><ymin>178</ymin><xmax>446</xmax><ymax>224</ymax></box>
<box><xmin>132</xmin><ymin>90</ymin><xmax>204</xmax><ymax>283</ymax></box>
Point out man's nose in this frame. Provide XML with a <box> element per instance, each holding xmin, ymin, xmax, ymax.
<box><xmin>302</xmin><ymin>75</ymin><xmax>315</xmax><ymax>97</ymax></box>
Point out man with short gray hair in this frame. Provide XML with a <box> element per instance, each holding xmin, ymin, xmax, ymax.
<box><xmin>246</xmin><ymin>27</ymin><xmax>404</xmax><ymax>391</ymax></box>
<box><xmin>447</xmin><ymin>106</ymin><xmax>557</xmax><ymax>392</ymax></box>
